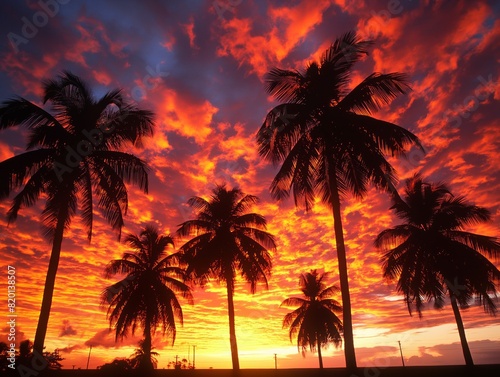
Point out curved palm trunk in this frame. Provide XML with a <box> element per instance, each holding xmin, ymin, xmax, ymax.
<box><xmin>449</xmin><ymin>292</ymin><xmax>474</xmax><ymax>366</ymax></box>
<box><xmin>33</xmin><ymin>216</ymin><xmax>66</xmax><ymax>355</ymax></box>
<box><xmin>226</xmin><ymin>281</ymin><xmax>240</xmax><ymax>370</ymax></box>
<box><xmin>329</xmin><ymin>173</ymin><xmax>357</xmax><ymax>369</ymax></box>
<box><xmin>317</xmin><ymin>336</ymin><xmax>324</xmax><ymax>369</ymax></box>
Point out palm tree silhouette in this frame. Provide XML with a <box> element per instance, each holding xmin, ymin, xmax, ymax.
<box><xmin>128</xmin><ymin>340</ymin><xmax>159</xmax><ymax>370</ymax></box>
<box><xmin>375</xmin><ymin>174</ymin><xmax>500</xmax><ymax>365</ymax></box>
<box><xmin>256</xmin><ymin>31</ymin><xmax>421</xmax><ymax>368</ymax></box>
<box><xmin>102</xmin><ymin>225</ymin><xmax>193</xmax><ymax>371</ymax></box>
<box><xmin>177</xmin><ymin>184</ymin><xmax>276</xmax><ymax>370</ymax></box>
<box><xmin>0</xmin><ymin>71</ymin><xmax>154</xmax><ymax>354</ymax></box>
<box><xmin>281</xmin><ymin>270</ymin><xmax>343</xmax><ymax>368</ymax></box>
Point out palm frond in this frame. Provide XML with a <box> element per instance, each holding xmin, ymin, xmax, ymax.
<box><xmin>257</xmin><ymin>103</ymin><xmax>308</xmax><ymax>165</ymax></box>
<box><xmin>40</xmin><ymin>179</ymin><xmax>78</xmax><ymax>241</ymax></box>
<box><xmin>104</xmin><ymin>105</ymin><xmax>155</xmax><ymax>149</ymax></box>
<box><xmin>233</xmin><ymin>194</ymin><xmax>259</xmax><ymax>215</ymax></box>
<box><xmin>0</xmin><ymin>97</ymin><xmax>62</xmax><ymax>131</ymax></box>
<box><xmin>176</xmin><ymin>219</ymin><xmax>214</xmax><ymax>238</ymax></box>
<box><xmin>374</xmin><ymin>225</ymin><xmax>413</xmax><ymax>250</ymax></box>
<box><xmin>92</xmin><ymin>161</ymin><xmax>128</xmax><ymax>238</ymax></box>
<box><xmin>233</xmin><ymin>213</ymin><xmax>266</xmax><ymax>228</ymax></box>
<box><xmin>281</xmin><ymin>297</ymin><xmax>307</xmax><ymax>307</ymax></box>
<box><xmin>338</xmin><ymin>73</ymin><xmax>411</xmax><ymax>114</ymax></box>
<box><xmin>264</xmin><ymin>68</ymin><xmax>304</xmax><ymax>103</ymax></box>
<box><xmin>95</xmin><ymin>150</ymin><xmax>149</xmax><ymax>193</ymax></box>
<box><xmin>43</xmin><ymin>70</ymin><xmax>93</xmax><ymax>108</ymax></box>
<box><xmin>0</xmin><ymin>149</ymin><xmax>54</xmax><ymax>200</ymax></box>
<box><xmin>77</xmin><ymin>162</ymin><xmax>93</xmax><ymax>241</ymax></box>
<box><xmin>5</xmin><ymin>165</ymin><xmax>52</xmax><ymax>223</ymax></box>
<box><xmin>323</xmin><ymin>31</ymin><xmax>373</xmax><ymax>68</ymax></box>
<box><xmin>103</xmin><ymin>259</ymin><xmax>140</xmax><ymax>279</ymax></box>
<box><xmin>186</xmin><ymin>196</ymin><xmax>210</xmax><ymax>212</ymax></box>
<box><xmin>446</xmin><ymin>230</ymin><xmax>500</xmax><ymax>259</ymax></box>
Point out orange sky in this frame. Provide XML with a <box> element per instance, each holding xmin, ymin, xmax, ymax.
<box><xmin>1</xmin><ymin>0</ymin><xmax>499</xmax><ymax>370</ymax></box>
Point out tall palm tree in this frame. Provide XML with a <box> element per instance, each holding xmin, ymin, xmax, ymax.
<box><xmin>375</xmin><ymin>174</ymin><xmax>500</xmax><ymax>366</ymax></box>
<box><xmin>281</xmin><ymin>270</ymin><xmax>343</xmax><ymax>368</ymax></box>
<box><xmin>0</xmin><ymin>71</ymin><xmax>154</xmax><ymax>354</ymax></box>
<box><xmin>177</xmin><ymin>184</ymin><xmax>276</xmax><ymax>370</ymax></box>
<box><xmin>102</xmin><ymin>225</ymin><xmax>193</xmax><ymax>371</ymax></box>
<box><xmin>256</xmin><ymin>31</ymin><xmax>422</xmax><ymax>368</ymax></box>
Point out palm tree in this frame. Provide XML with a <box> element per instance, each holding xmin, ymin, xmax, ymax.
<box><xmin>0</xmin><ymin>71</ymin><xmax>154</xmax><ymax>354</ymax></box>
<box><xmin>281</xmin><ymin>270</ymin><xmax>343</xmax><ymax>368</ymax></box>
<box><xmin>256</xmin><ymin>31</ymin><xmax>422</xmax><ymax>368</ymax></box>
<box><xmin>375</xmin><ymin>174</ymin><xmax>500</xmax><ymax>366</ymax></box>
<box><xmin>102</xmin><ymin>225</ymin><xmax>193</xmax><ymax>371</ymax></box>
<box><xmin>128</xmin><ymin>340</ymin><xmax>159</xmax><ymax>369</ymax></box>
<box><xmin>177</xmin><ymin>184</ymin><xmax>276</xmax><ymax>370</ymax></box>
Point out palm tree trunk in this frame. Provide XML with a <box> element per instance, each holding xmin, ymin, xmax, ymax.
<box><xmin>329</xmin><ymin>173</ymin><xmax>357</xmax><ymax>369</ymax></box>
<box><xmin>449</xmin><ymin>292</ymin><xmax>474</xmax><ymax>366</ymax></box>
<box><xmin>226</xmin><ymin>280</ymin><xmax>240</xmax><ymax>370</ymax></box>
<box><xmin>33</xmin><ymin>216</ymin><xmax>66</xmax><ymax>355</ymax></box>
<box><xmin>317</xmin><ymin>337</ymin><xmax>324</xmax><ymax>369</ymax></box>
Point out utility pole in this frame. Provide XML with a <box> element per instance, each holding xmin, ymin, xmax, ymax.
<box><xmin>86</xmin><ymin>345</ymin><xmax>92</xmax><ymax>369</ymax></box>
<box><xmin>193</xmin><ymin>345</ymin><xmax>196</xmax><ymax>369</ymax></box>
<box><xmin>274</xmin><ymin>353</ymin><xmax>277</xmax><ymax>369</ymax></box>
<box><xmin>398</xmin><ymin>341</ymin><xmax>405</xmax><ymax>367</ymax></box>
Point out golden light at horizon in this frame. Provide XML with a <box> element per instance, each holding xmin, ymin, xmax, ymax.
<box><xmin>1</xmin><ymin>0</ymin><xmax>500</xmax><ymax>371</ymax></box>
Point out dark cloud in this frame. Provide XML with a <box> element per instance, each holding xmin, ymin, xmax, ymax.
<box><xmin>59</xmin><ymin>320</ymin><xmax>78</xmax><ymax>337</ymax></box>
<box><xmin>84</xmin><ymin>328</ymin><xmax>139</xmax><ymax>349</ymax></box>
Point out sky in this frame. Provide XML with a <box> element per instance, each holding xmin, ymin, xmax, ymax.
<box><xmin>0</xmin><ymin>0</ymin><xmax>499</xmax><ymax>370</ymax></box>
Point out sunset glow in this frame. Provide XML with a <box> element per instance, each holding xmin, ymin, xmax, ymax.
<box><xmin>1</xmin><ymin>0</ymin><xmax>499</xmax><ymax>370</ymax></box>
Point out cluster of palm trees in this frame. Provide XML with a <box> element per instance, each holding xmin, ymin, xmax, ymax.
<box><xmin>102</xmin><ymin>186</ymin><xmax>275</xmax><ymax>370</ymax></box>
<box><xmin>0</xmin><ymin>31</ymin><xmax>498</xmax><ymax>371</ymax></box>
<box><xmin>256</xmin><ymin>31</ymin><xmax>499</xmax><ymax>369</ymax></box>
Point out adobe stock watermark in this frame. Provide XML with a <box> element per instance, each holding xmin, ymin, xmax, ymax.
<box><xmin>175</xmin><ymin>157</ymin><xmax>247</xmax><ymax>222</ymax></box>
<box><xmin>131</xmin><ymin>63</ymin><xmax>169</xmax><ymax>102</ymax></box>
<box><xmin>445</xmin><ymin>277</ymin><xmax>467</xmax><ymax>298</ymax></box>
<box><xmin>7</xmin><ymin>266</ymin><xmax>16</xmax><ymax>371</ymax></box>
<box><xmin>363</xmin><ymin>0</ymin><xmax>410</xmax><ymax>39</ymax></box>
<box><xmin>177</xmin><ymin>195</ymin><xmax>194</xmax><ymax>223</ymax></box>
<box><xmin>260</xmin><ymin>105</ymin><xmax>298</xmax><ymax>142</ymax></box>
<box><xmin>7</xmin><ymin>0</ymin><xmax>70</xmax><ymax>54</ymax></box>
<box><xmin>215</xmin><ymin>159</ymin><xmax>245</xmax><ymax>184</ymax></box>
<box><xmin>213</xmin><ymin>0</ymin><xmax>242</xmax><ymax>21</ymax></box>
<box><xmin>15</xmin><ymin>350</ymin><xmax>49</xmax><ymax>377</ymax></box>
<box><xmin>442</xmin><ymin>74</ymin><xmax>496</xmax><ymax>130</ymax></box>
